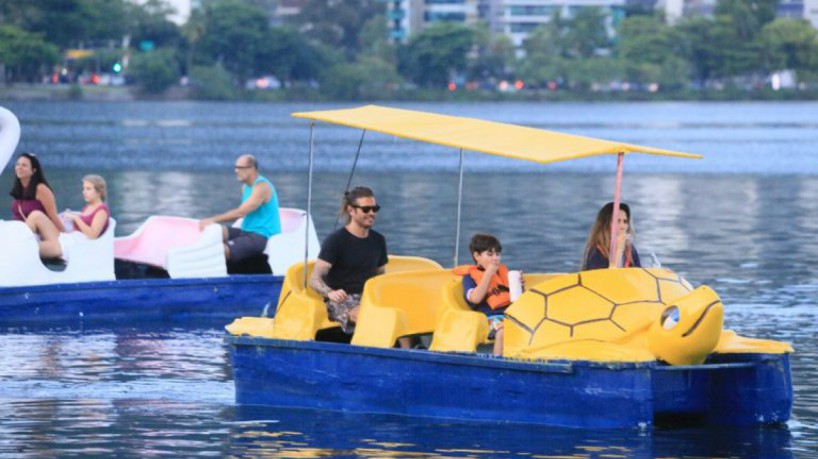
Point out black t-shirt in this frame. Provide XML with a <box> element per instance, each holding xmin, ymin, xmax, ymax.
<box><xmin>318</xmin><ymin>227</ymin><xmax>388</xmax><ymax>294</ymax></box>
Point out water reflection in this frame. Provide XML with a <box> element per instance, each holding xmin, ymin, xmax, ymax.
<box><xmin>1</xmin><ymin>101</ymin><xmax>817</xmax><ymax>456</ymax></box>
<box><xmin>224</xmin><ymin>405</ymin><xmax>794</xmax><ymax>459</ymax></box>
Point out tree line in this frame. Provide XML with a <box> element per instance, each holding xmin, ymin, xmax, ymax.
<box><xmin>1</xmin><ymin>0</ymin><xmax>817</xmax><ymax>99</ymax></box>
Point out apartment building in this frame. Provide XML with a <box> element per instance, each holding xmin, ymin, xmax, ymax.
<box><xmin>500</xmin><ymin>0</ymin><xmax>626</xmax><ymax>47</ymax></box>
<box><xmin>778</xmin><ymin>0</ymin><xmax>818</xmax><ymax>28</ymax></box>
<box><xmin>137</xmin><ymin>0</ymin><xmax>818</xmax><ymax>45</ymax></box>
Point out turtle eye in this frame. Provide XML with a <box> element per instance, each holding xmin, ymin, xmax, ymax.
<box><xmin>661</xmin><ymin>306</ymin><xmax>680</xmax><ymax>330</ymax></box>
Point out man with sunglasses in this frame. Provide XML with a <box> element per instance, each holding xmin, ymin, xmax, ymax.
<box><xmin>311</xmin><ymin>186</ymin><xmax>388</xmax><ymax>336</ymax></box>
<box><xmin>199</xmin><ymin>154</ymin><xmax>281</xmax><ymax>266</ymax></box>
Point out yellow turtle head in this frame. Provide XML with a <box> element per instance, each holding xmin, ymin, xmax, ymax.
<box><xmin>647</xmin><ymin>285</ymin><xmax>724</xmax><ymax>365</ymax></box>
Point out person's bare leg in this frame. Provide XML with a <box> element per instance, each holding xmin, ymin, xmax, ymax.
<box><xmin>26</xmin><ymin>211</ymin><xmax>62</xmax><ymax>258</ymax></box>
<box><xmin>39</xmin><ymin>239</ymin><xmax>63</xmax><ymax>258</ymax></box>
<box><xmin>222</xmin><ymin>226</ymin><xmax>232</xmax><ymax>260</ymax></box>
<box><xmin>493</xmin><ymin>326</ymin><xmax>504</xmax><ymax>356</ymax></box>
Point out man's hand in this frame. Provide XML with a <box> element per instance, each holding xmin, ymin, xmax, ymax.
<box><xmin>326</xmin><ymin>289</ymin><xmax>348</xmax><ymax>303</ymax></box>
<box><xmin>199</xmin><ymin>218</ymin><xmax>216</xmax><ymax>231</ymax></box>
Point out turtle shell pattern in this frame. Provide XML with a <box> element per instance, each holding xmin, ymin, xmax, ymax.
<box><xmin>504</xmin><ymin>268</ymin><xmax>693</xmax><ymax>353</ymax></box>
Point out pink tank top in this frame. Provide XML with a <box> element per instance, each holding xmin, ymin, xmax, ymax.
<box><xmin>79</xmin><ymin>204</ymin><xmax>111</xmax><ymax>234</ymax></box>
<box><xmin>11</xmin><ymin>198</ymin><xmax>45</xmax><ymax>221</ymax></box>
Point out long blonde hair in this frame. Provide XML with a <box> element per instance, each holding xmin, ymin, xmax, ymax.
<box><xmin>83</xmin><ymin>174</ymin><xmax>107</xmax><ymax>202</ymax></box>
<box><xmin>581</xmin><ymin>202</ymin><xmax>635</xmax><ymax>270</ymax></box>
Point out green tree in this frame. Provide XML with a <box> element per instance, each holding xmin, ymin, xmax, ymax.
<box><xmin>565</xmin><ymin>7</ymin><xmax>611</xmax><ymax>58</ymax></box>
<box><xmin>714</xmin><ymin>0</ymin><xmax>778</xmax><ymax>40</ymax></box>
<box><xmin>126</xmin><ymin>0</ymin><xmax>183</xmax><ymax>50</ymax></box>
<box><xmin>398</xmin><ymin>23</ymin><xmax>475</xmax><ymax>88</ymax></box>
<box><xmin>181</xmin><ymin>7</ymin><xmax>206</xmax><ymax>76</ymax></box>
<box><xmin>468</xmin><ymin>23</ymin><xmax>516</xmax><ymax>82</ymax></box>
<box><xmin>195</xmin><ymin>0</ymin><xmax>270</xmax><ymax>86</ymax></box>
<box><xmin>319</xmin><ymin>54</ymin><xmax>402</xmax><ymax>99</ymax></box>
<box><xmin>688</xmin><ymin>0</ymin><xmax>778</xmax><ymax>80</ymax></box>
<box><xmin>258</xmin><ymin>26</ymin><xmax>329</xmax><ymax>84</ymax></box>
<box><xmin>518</xmin><ymin>8</ymin><xmax>613</xmax><ymax>89</ymax></box>
<box><xmin>1</xmin><ymin>0</ymin><xmax>129</xmax><ymax>48</ymax></box>
<box><xmin>677</xmin><ymin>17</ymin><xmax>721</xmax><ymax>85</ymax></box>
<box><xmin>359</xmin><ymin>16</ymin><xmax>398</xmax><ymax>64</ymax></box>
<box><xmin>567</xmin><ymin>57</ymin><xmax>623</xmax><ymax>91</ymax></box>
<box><xmin>517</xmin><ymin>15</ymin><xmax>569</xmax><ymax>88</ymax></box>
<box><xmin>759</xmin><ymin>19</ymin><xmax>818</xmax><ymax>76</ymax></box>
<box><xmin>0</xmin><ymin>25</ymin><xmax>60</xmax><ymax>83</ymax></box>
<box><xmin>711</xmin><ymin>15</ymin><xmax>764</xmax><ymax>77</ymax></box>
<box><xmin>617</xmin><ymin>16</ymin><xmax>689</xmax><ymax>88</ymax></box>
<box><xmin>129</xmin><ymin>48</ymin><xmax>181</xmax><ymax>94</ymax></box>
<box><xmin>295</xmin><ymin>0</ymin><xmax>383</xmax><ymax>59</ymax></box>
<box><xmin>190</xmin><ymin>64</ymin><xmax>238</xmax><ymax>99</ymax></box>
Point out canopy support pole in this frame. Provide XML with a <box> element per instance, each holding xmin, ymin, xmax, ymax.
<box><xmin>304</xmin><ymin>122</ymin><xmax>316</xmax><ymax>288</ymax></box>
<box><xmin>334</xmin><ymin>129</ymin><xmax>367</xmax><ymax>230</ymax></box>
<box><xmin>608</xmin><ymin>152</ymin><xmax>625</xmax><ymax>268</ymax></box>
<box><xmin>343</xmin><ymin>129</ymin><xmax>366</xmax><ymax>194</ymax></box>
<box><xmin>454</xmin><ymin>148</ymin><xmax>464</xmax><ymax>267</ymax></box>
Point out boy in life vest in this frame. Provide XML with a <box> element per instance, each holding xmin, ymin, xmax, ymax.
<box><xmin>456</xmin><ymin>233</ymin><xmax>522</xmax><ymax>355</ymax></box>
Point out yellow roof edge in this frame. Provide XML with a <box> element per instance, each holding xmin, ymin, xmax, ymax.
<box><xmin>292</xmin><ymin>105</ymin><xmax>702</xmax><ymax>164</ymax></box>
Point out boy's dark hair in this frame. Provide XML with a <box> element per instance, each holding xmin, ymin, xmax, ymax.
<box><xmin>469</xmin><ymin>233</ymin><xmax>502</xmax><ymax>262</ymax></box>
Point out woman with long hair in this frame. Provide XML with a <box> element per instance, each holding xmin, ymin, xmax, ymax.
<box><xmin>581</xmin><ymin>202</ymin><xmax>641</xmax><ymax>271</ymax></box>
<box><xmin>10</xmin><ymin>152</ymin><xmax>64</xmax><ymax>232</ymax></box>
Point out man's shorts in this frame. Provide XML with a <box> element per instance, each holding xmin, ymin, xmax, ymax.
<box><xmin>226</xmin><ymin>227</ymin><xmax>268</xmax><ymax>263</ymax></box>
<box><xmin>325</xmin><ymin>293</ymin><xmax>362</xmax><ymax>335</ymax></box>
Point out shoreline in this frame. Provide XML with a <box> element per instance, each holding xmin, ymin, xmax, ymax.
<box><xmin>1</xmin><ymin>83</ymin><xmax>816</xmax><ymax>103</ymax></box>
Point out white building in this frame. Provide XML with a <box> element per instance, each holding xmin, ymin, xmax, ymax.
<box><xmin>128</xmin><ymin>0</ymin><xmax>197</xmax><ymax>25</ymax></box>
<box><xmin>500</xmin><ymin>0</ymin><xmax>626</xmax><ymax>48</ymax></box>
<box><xmin>807</xmin><ymin>0</ymin><xmax>818</xmax><ymax>28</ymax></box>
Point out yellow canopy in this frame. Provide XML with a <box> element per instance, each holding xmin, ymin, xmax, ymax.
<box><xmin>292</xmin><ymin>105</ymin><xmax>701</xmax><ymax>164</ymax></box>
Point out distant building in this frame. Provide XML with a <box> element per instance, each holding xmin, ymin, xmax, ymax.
<box><xmin>127</xmin><ymin>0</ymin><xmax>303</xmax><ymax>25</ymax></box>
<box><xmin>273</xmin><ymin>0</ymin><xmax>306</xmax><ymax>24</ymax></box>
<box><xmin>659</xmin><ymin>0</ymin><xmax>714</xmax><ymax>24</ymax></box>
<box><xmin>379</xmin><ymin>0</ymin><xmax>497</xmax><ymax>43</ymax></box>
<box><xmin>500</xmin><ymin>1</ymin><xmax>626</xmax><ymax>49</ymax></box>
<box><xmin>807</xmin><ymin>0</ymin><xmax>818</xmax><ymax>27</ymax></box>
<box><xmin>777</xmin><ymin>0</ymin><xmax>818</xmax><ymax>28</ymax></box>
<box><xmin>128</xmin><ymin>0</ymin><xmax>197</xmax><ymax>25</ymax></box>
<box><xmin>135</xmin><ymin>0</ymin><xmax>818</xmax><ymax>50</ymax></box>
<box><xmin>660</xmin><ymin>0</ymin><xmax>818</xmax><ymax>27</ymax></box>
<box><xmin>380</xmin><ymin>0</ymin><xmax>628</xmax><ymax>51</ymax></box>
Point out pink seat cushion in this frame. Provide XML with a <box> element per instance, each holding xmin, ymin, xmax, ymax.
<box><xmin>114</xmin><ymin>217</ymin><xmax>203</xmax><ymax>267</ymax></box>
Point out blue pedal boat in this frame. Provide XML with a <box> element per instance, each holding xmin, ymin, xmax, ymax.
<box><xmin>220</xmin><ymin>105</ymin><xmax>792</xmax><ymax>428</ymax></box>
<box><xmin>0</xmin><ymin>105</ymin><xmax>318</xmax><ymax>326</ymax></box>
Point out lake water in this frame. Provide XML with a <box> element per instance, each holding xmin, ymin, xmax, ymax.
<box><xmin>1</xmin><ymin>100</ymin><xmax>817</xmax><ymax>457</ymax></box>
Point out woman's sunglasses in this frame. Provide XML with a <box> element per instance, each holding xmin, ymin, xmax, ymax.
<box><xmin>352</xmin><ymin>204</ymin><xmax>381</xmax><ymax>214</ymax></box>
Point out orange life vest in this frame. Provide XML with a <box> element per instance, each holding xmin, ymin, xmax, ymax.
<box><xmin>453</xmin><ymin>264</ymin><xmax>511</xmax><ymax>310</ymax></box>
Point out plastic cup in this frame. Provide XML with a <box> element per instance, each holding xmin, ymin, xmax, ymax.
<box><xmin>508</xmin><ymin>270</ymin><xmax>523</xmax><ymax>301</ymax></box>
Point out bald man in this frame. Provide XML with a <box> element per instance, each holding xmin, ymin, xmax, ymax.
<box><xmin>199</xmin><ymin>154</ymin><xmax>281</xmax><ymax>263</ymax></box>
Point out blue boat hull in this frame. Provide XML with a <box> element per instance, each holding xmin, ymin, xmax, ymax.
<box><xmin>226</xmin><ymin>336</ymin><xmax>792</xmax><ymax>429</ymax></box>
<box><xmin>0</xmin><ymin>275</ymin><xmax>282</xmax><ymax>326</ymax></box>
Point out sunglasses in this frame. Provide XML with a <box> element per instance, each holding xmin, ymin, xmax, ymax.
<box><xmin>352</xmin><ymin>204</ymin><xmax>381</xmax><ymax>214</ymax></box>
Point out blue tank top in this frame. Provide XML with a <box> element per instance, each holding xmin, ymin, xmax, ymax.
<box><xmin>241</xmin><ymin>176</ymin><xmax>281</xmax><ymax>238</ymax></box>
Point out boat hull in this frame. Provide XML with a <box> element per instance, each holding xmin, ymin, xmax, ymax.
<box><xmin>1</xmin><ymin>275</ymin><xmax>282</xmax><ymax>326</ymax></box>
<box><xmin>226</xmin><ymin>336</ymin><xmax>792</xmax><ymax>429</ymax></box>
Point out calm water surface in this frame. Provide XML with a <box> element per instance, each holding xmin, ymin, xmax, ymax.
<box><xmin>0</xmin><ymin>101</ymin><xmax>817</xmax><ymax>457</ymax></box>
